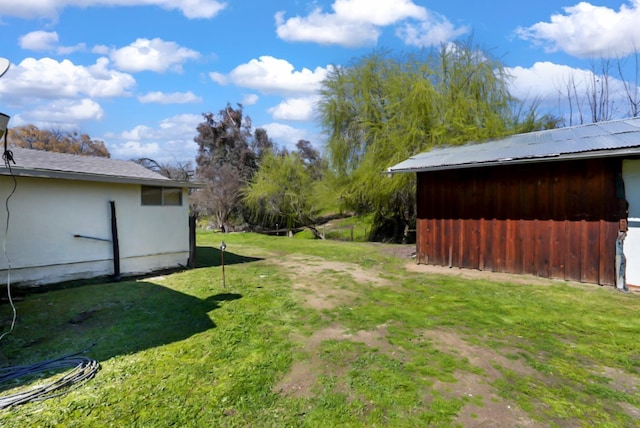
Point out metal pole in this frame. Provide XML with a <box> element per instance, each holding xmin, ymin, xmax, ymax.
<box><xmin>109</xmin><ymin>201</ymin><xmax>121</xmax><ymax>281</ymax></box>
<box><xmin>220</xmin><ymin>241</ymin><xmax>226</xmax><ymax>288</ymax></box>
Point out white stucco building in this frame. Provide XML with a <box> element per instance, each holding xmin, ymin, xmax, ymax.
<box><xmin>0</xmin><ymin>148</ymin><xmax>197</xmax><ymax>288</ymax></box>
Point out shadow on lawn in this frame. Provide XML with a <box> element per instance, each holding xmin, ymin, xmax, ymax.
<box><xmin>0</xmin><ymin>245</ymin><xmax>266</xmax><ymax>367</ymax></box>
<box><xmin>2</xmin><ymin>282</ymin><xmax>243</xmax><ymax>365</ymax></box>
<box><xmin>195</xmin><ymin>246</ymin><xmax>263</xmax><ymax>268</ymax></box>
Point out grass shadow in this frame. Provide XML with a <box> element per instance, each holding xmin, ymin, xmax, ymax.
<box><xmin>195</xmin><ymin>246</ymin><xmax>263</xmax><ymax>268</ymax></box>
<box><xmin>1</xmin><ymin>282</ymin><xmax>243</xmax><ymax>365</ymax></box>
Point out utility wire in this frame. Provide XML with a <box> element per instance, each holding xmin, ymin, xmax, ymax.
<box><xmin>0</xmin><ymin>143</ymin><xmax>100</xmax><ymax>408</ymax></box>
<box><xmin>0</xmin><ymin>139</ymin><xmax>17</xmax><ymax>342</ymax></box>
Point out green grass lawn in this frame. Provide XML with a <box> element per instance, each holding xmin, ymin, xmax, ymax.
<box><xmin>1</xmin><ymin>231</ymin><xmax>639</xmax><ymax>427</ymax></box>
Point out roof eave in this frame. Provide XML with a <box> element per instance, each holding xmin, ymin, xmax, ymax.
<box><xmin>388</xmin><ymin>147</ymin><xmax>640</xmax><ymax>174</ymax></box>
<box><xmin>0</xmin><ymin>167</ymin><xmax>202</xmax><ymax>188</ymax></box>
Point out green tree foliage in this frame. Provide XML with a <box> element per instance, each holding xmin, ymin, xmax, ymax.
<box><xmin>243</xmin><ymin>140</ymin><xmax>327</xmax><ymax>236</ymax></box>
<box><xmin>8</xmin><ymin>125</ymin><xmax>110</xmax><ymax>157</ymax></box>
<box><xmin>318</xmin><ymin>41</ymin><xmax>554</xmax><ymax>242</ymax></box>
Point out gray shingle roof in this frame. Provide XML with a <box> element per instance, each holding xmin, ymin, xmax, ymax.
<box><xmin>388</xmin><ymin>117</ymin><xmax>640</xmax><ymax>173</ymax></box>
<box><xmin>0</xmin><ymin>147</ymin><xmax>193</xmax><ymax>187</ymax></box>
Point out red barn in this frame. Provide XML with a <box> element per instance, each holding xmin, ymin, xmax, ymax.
<box><xmin>388</xmin><ymin>118</ymin><xmax>640</xmax><ymax>289</ymax></box>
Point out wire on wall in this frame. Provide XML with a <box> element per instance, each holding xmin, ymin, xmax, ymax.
<box><xmin>0</xmin><ymin>132</ymin><xmax>17</xmax><ymax>341</ymax></box>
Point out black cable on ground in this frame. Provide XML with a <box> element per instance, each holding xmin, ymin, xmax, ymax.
<box><xmin>0</xmin><ymin>344</ymin><xmax>100</xmax><ymax>409</ymax></box>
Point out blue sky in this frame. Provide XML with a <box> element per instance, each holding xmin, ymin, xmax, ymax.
<box><xmin>1</xmin><ymin>0</ymin><xmax>640</xmax><ymax>164</ymax></box>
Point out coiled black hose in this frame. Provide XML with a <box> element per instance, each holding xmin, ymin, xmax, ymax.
<box><xmin>0</xmin><ymin>345</ymin><xmax>100</xmax><ymax>409</ymax></box>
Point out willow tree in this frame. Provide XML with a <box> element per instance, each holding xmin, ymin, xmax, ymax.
<box><xmin>243</xmin><ymin>148</ymin><xmax>325</xmax><ymax>236</ymax></box>
<box><xmin>318</xmin><ymin>40</ymin><xmax>547</xmax><ymax>242</ymax></box>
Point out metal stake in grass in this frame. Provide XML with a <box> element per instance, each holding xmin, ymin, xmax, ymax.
<box><xmin>220</xmin><ymin>241</ymin><xmax>227</xmax><ymax>288</ymax></box>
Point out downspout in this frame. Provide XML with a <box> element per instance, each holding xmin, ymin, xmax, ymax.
<box><xmin>110</xmin><ymin>201</ymin><xmax>121</xmax><ymax>281</ymax></box>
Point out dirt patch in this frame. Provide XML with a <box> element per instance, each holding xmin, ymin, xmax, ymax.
<box><xmin>273</xmin><ymin>255</ymin><xmax>391</xmax><ymax>310</ymax></box>
<box><xmin>432</xmin><ymin>371</ymin><xmax>540</xmax><ymax>427</ymax></box>
<box><xmin>592</xmin><ymin>366</ymin><xmax>640</xmax><ymax>419</ymax></box>
<box><xmin>275</xmin><ymin>323</ymin><xmax>541</xmax><ymax>426</ymax></box>
<box><xmin>274</xmin><ymin>323</ymin><xmax>393</xmax><ymax>398</ymax></box>
<box><xmin>421</xmin><ymin>329</ymin><xmax>542</xmax><ymax>427</ymax></box>
<box><xmin>597</xmin><ymin>366</ymin><xmax>640</xmax><ymax>396</ymax></box>
<box><xmin>273</xmin><ymin>252</ymin><xmax>545</xmax><ymax>424</ymax></box>
<box><xmin>421</xmin><ymin>330</ymin><xmax>538</xmax><ymax>379</ymax></box>
<box><xmin>279</xmin><ymin>255</ymin><xmax>391</xmax><ymax>287</ymax></box>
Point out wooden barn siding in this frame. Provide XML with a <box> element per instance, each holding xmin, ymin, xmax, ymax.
<box><xmin>416</xmin><ymin>158</ymin><xmax>621</xmax><ymax>285</ymax></box>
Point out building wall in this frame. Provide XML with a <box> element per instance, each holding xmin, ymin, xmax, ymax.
<box><xmin>623</xmin><ymin>159</ymin><xmax>640</xmax><ymax>286</ymax></box>
<box><xmin>416</xmin><ymin>158</ymin><xmax>622</xmax><ymax>285</ymax></box>
<box><xmin>0</xmin><ymin>176</ymin><xmax>189</xmax><ymax>287</ymax></box>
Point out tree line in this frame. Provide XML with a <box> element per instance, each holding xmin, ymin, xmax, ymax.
<box><xmin>8</xmin><ymin>39</ymin><xmax>640</xmax><ymax>241</ymax></box>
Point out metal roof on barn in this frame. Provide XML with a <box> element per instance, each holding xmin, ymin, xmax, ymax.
<box><xmin>0</xmin><ymin>147</ymin><xmax>197</xmax><ymax>187</ymax></box>
<box><xmin>388</xmin><ymin>117</ymin><xmax>640</xmax><ymax>173</ymax></box>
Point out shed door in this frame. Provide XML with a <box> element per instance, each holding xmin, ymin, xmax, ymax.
<box><xmin>623</xmin><ymin>159</ymin><xmax>640</xmax><ymax>287</ymax></box>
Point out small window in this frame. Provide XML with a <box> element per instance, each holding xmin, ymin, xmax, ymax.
<box><xmin>141</xmin><ymin>186</ymin><xmax>182</xmax><ymax>206</ymax></box>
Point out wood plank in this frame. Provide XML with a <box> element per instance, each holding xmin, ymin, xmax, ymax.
<box><xmin>581</xmin><ymin>165</ymin><xmax>600</xmax><ymax>283</ymax></box>
<box><xmin>566</xmin><ymin>220</ymin><xmax>582</xmax><ymax>282</ymax></box>
<box><xmin>503</xmin><ymin>174</ymin><xmax>517</xmax><ymax>273</ymax></box>
<box><xmin>580</xmin><ymin>220</ymin><xmax>598</xmax><ymax>283</ymax></box>
<box><xmin>598</xmin><ymin>219</ymin><xmax>609</xmax><ymax>285</ymax></box>
<box><xmin>549</xmin><ymin>220</ymin><xmax>566</xmax><ymax>280</ymax></box>
<box><xmin>520</xmin><ymin>220</ymin><xmax>535</xmax><ymax>275</ymax></box>
<box><xmin>549</xmin><ymin>165</ymin><xmax>567</xmax><ymax>279</ymax></box>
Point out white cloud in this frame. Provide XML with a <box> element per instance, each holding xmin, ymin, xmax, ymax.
<box><xmin>516</xmin><ymin>1</ymin><xmax>640</xmax><ymax>58</ymax></box>
<box><xmin>57</xmin><ymin>43</ymin><xmax>87</xmax><ymax>55</ymax></box>
<box><xmin>260</xmin><ymin>122</ymin><xmax>308</xmax><ymax>151</ymax></box>
<box><xmin>208</xmin><ymin>71</ymin><xmax>227</xmax><ymax>85</ymax></box>
<box><xmin>19</xmin><ymin>31</ymin><xmax>59</xmax><ymax>51</ymax></box>
<box><xmin>507</xmin><ymin>62</ymin><xmax>586</xmax><ymax>102</ymax></box>
<box><xmin>331</xmin><ymin>0</ymin><xmax>426</xmax><ymax>26</ymax></box>
<box><xmin>138</xmin><ymin>91</ymin><xmax>202</xmax><ymax>104</ymax></box>
<box><xmin>275</xmin><ymin>0</ymin><xmax>464</xmax><ymax>47</ymax></box>
<box><xmin>121</xmin><ymin>125</ymin><xmax>154</xmax><ymax>141</ymax></box>
<box><xmin>398</xmin><ymin>12</ymin><xmax>470</xmax><ymax>47</ymax></box>
<box><xmin>0</xmin><ymin>57</ymin><xmax>135</xmax><ymax>101</ymax></box>
<box><xmin>92</xmin><ymin>45</ymin><xmax>110</xmax><ymax>55</ymax></box>
<box><xmin>242</xmin><ymin>93</ymin><xmax>259</xmax><ymax>106</ymax></box>
<box><xmin>268</xmin><ymin>96</ymin><xmax>318</xmax><ymax>121</ymax></box>
<box><xmin>158</xmin><ymin>113</ymin><xmax>202</xmax><ymax>134</ymax></box>
<box><xmin>275</xmin><ymin>9</ymin><xmax>380</xmax><ymax>47</ymax></box>
<box><xmin>119</xmin><ymin>114</ymin><xmax>201</xmax><ymax>141</ymax></box>
<box><xmin>109</xmin><ymin>38</ymin><xmax>200</xmax><ymax>73</ymax></box>
<box><xmin>22</xmin><ymin>98</ymin><xmax>104</xmax><ymax>125</ymax></box>
<box><xmin>0</xmin><ymin>0</ymin><xmax>226</xmax><ymax>20</ymax></box>
<box><xmin>108</xmin><ymin>113</ymin><xmax>201</xmax><ymax>162</ymax></box>
<box><xmin>216</xmin><ymin>56</ymin><xmax>329</xmax><ymax>97</ymax></box>
<box><xmin>110</xmin><ymin>141</ymin><xmax>160</xmax><ymax>158</ymax></box>
<box><xmin>19</xmin><ymin>30</ymin><xmax>86</xmax><ymax>54</ymax></box>
<box><xmin>507</xmin><ymin>61</ymin><xmax>635</xmax><ymax>121</ymax></box>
